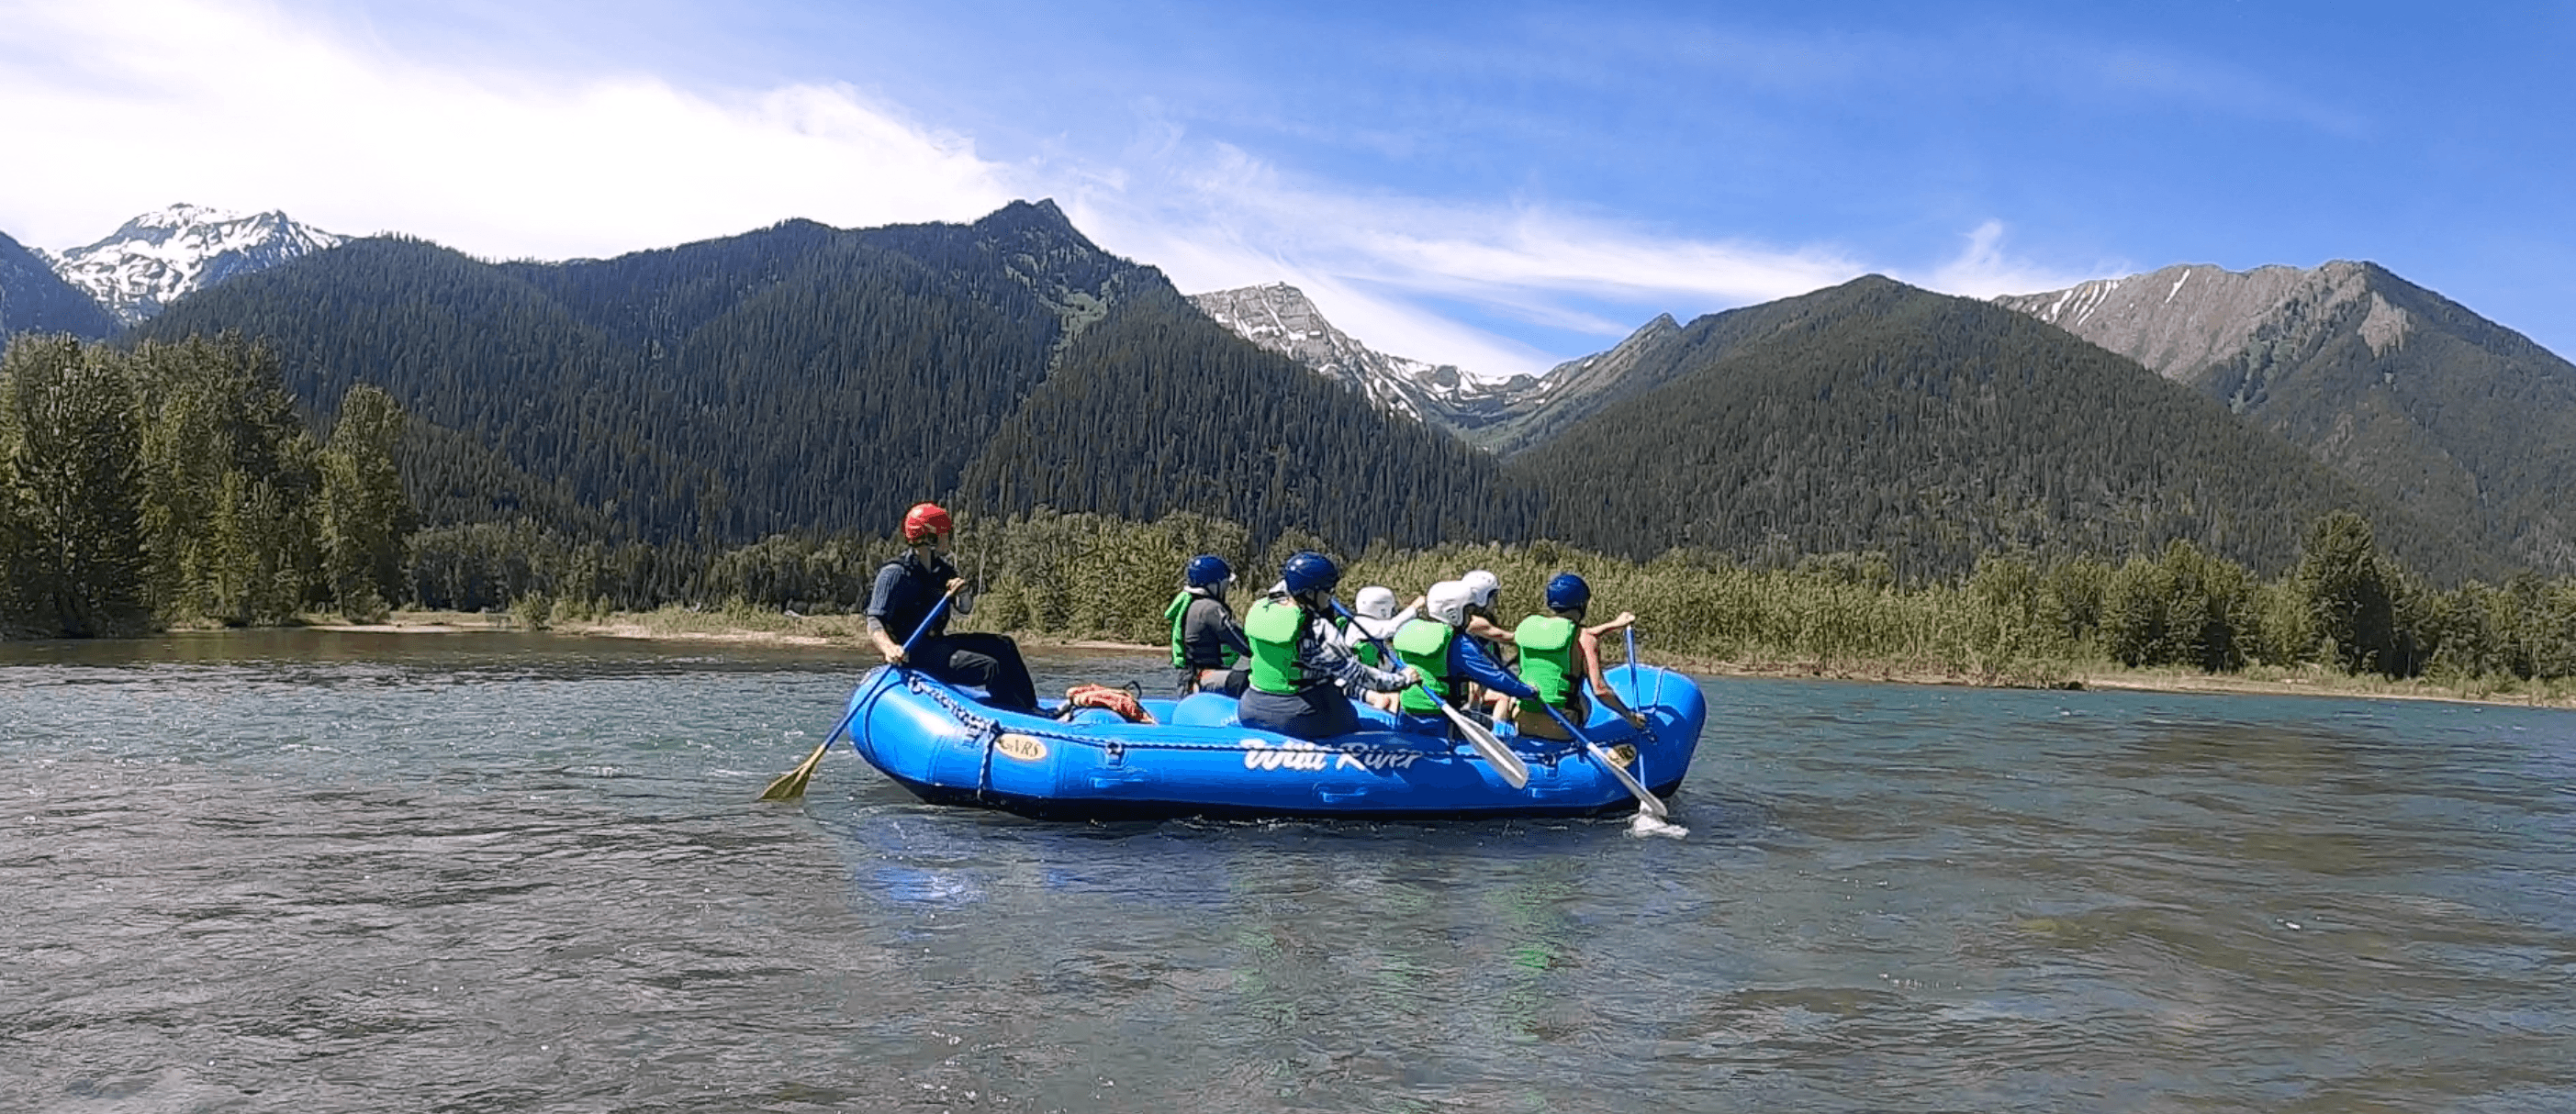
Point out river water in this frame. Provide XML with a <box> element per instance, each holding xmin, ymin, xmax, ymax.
<box><xmin>4</xmin><ymin>629</ymin><xmax>2573</xmax><ymax>1113</ymax></box>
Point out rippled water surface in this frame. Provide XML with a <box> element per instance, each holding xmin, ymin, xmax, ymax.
<box><xmin>6</xmin><ymin>629</ymin><xmax>2575</xmax><ymax>1112</ymax></box>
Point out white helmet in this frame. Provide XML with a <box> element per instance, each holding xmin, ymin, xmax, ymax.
<box><xmin>1354</xmin><ymin>585</ymin><xmax>1398</xmax><ymax>620</ymax></box>
<box><xmin>1462</xmin><ymin>569</ymin><xmax>1500</xmax><ymax>611</ymax></box>
<box><xmin>1426</xmin><ymin>580</ymin><xmax>1474</xmax><ymax>629</ymax></box>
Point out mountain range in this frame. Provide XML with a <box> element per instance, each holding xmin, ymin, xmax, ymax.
<box><xmin>1516</xmin><ymin>274</ymin><xmax>2494</xmax><ymax>579</ymax></box>
<box><xmin>6</xmin><ymin>200</ymin><xmax>2569</xmax><ymax>584</ymax></box>
<box><xmin>1997</xmin><ymin>262</ymin><xmax>2576</xmax><ymax>574</ymax></box>
<box><xmin>1187</xmin><ymin>283</ymin><xmax>1546</xmax><ymax>436</ymax></box>
<box><xmin>1184</xmin><ymin>282</ymin><xmax>1700</xmax><ymax>458</ymax></box>
<box><xmin>132</xmin><ymin>201</ymin><xmax>1540</xmax><ymax>554</ymax></box>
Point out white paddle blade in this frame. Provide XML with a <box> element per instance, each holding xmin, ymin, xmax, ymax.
<box><xmin>1588</xmin><ymin>742</ymin><xmax>1668</xmax><ymax>819</ymax></box>
<box><xmin>1442</xmin><ymin>702</ymin><xmax>1530</xmax><ymax>788</ymax></box>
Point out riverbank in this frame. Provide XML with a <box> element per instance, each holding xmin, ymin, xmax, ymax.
<box><xmin>1630</xmin><ymin>652</ymin><xmax>2576</xmax><ymax>710</ymax></box>
<box><xmin>300</xmin><ymin>608</ymin><xmax>2576</xmax><ymax>711</ymax></box>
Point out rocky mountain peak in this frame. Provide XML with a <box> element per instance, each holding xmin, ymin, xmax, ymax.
<box><xmin>1993</xmin><ymin>261</ymin><xmax>2398</xmax><ymax>382</ymax></box>
<box><xmin>1188</xmin><ymin>282</ymin><xmax>1537</xmax><ymax>431</ymax></box>
<box><xmin>47</xmin><ymin>203</ymin><xmax>344</xmax><ymax>325</ymax></box>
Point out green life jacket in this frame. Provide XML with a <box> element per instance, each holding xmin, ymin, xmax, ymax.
<box><xmin>1245</xmin><ymin>596</ymin><xmax>1316</xmax><ymax>696</ymax></box>
<box><xmin>1514</xmin><ymin>614</ymin><xmax>1579</xmax><ymax>707</ymax></box>
<box><xmin>1391</xmin><ymin>618</ymin><xmax>1455</xmax><ymax>714</ymax></box>
<box><xmin>1166</xmin><ymin>590</ymin><xmax>1240</xmax><ymax>670</ymax></box>
<box><xmin>1165</xmin><ymin>591</ymin><xmax>1192</xmax><ymax>668</ymax></box>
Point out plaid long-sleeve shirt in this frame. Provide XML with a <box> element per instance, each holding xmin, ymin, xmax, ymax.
<box><xmin>1293</xmin><ymin>614</ymin><xmax>1416</xmax><ymax>693</ymax></box>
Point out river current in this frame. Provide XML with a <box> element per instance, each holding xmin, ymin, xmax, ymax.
<box><xmin>4</xmin><ymin>629</ymin><xmax>2572</xmax><ymax>1112</ymax></box>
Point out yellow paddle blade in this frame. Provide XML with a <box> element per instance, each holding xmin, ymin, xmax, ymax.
<box><xmin>757</xmin><ymin>741</ymin><xmax>830</xmax><ymax>801</ymax></box>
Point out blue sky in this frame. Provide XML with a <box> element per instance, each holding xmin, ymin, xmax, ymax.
<box><xmin>4</xmin><ymin>0</ymin><xmax>2570</xmax><ymax>378</ymax></box>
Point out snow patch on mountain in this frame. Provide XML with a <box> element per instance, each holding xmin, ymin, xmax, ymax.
<box><xmin>47</xmin><ymin>204</ymin><xmax>344</xmax><ymax>325</ymax></box>
<box><xmin>1994</xmin><ymin>262</ymin><xmax>2335</xmax><ymax>382</ymax></box>
<box><xmin>1188</xmin><ymin>282</ymin><xmax>1541</xmax><ymax>429</ymax></box>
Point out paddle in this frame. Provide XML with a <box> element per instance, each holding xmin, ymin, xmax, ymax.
<box><xmin>1334</xmin><ymin>602</ymin><xmax>1530</xmax><ymax>789</ymax></box>
<box><xmin>1538</xmin><ymin>702</ymin><xmax>1669</xmax><ymax>819</ymax></box>
<box><xmin>758</xmin><ymin>585</ymin><xmax>958</xmax><ymax>801</ymax></box>
<box><xmin>1625</xmin><ymin>626</ymin><xmax>1642</xmax><ymax>715</ymax></box>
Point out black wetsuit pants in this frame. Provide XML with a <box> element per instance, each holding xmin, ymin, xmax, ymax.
<box><xmin>913</xmin><ymin>633</ymin><xmax>1039</xmax><ymax>712</ymax></box>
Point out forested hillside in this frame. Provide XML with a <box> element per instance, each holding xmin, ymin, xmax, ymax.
<box><xmin>1517</xmin><ymin>276</ymin><xmax>2499</xmax><ymax>584</ymax></box>
<box><xmin>0</xmin><ymin>336</ymin><xmax>407</xmax><ymax>637</ymax></box>
<box><xmin>961</xmin><ymin>284</ymin><xmax>1543</xmax><ymax>549</ymax></box>
<box><xmin>0</xmin><ymin>232</ymin><xmax>117</xmax><ymax>340</ymax></box>
<box><xmin>135</xmin><ymin>201</ymin><xmax>1529</xmax><ymax>554</ymax></box>
<box><xmin>139</xmin><ymin>215</ymin><xmax>1061</xmax><ymax>545</ymax></box>
<box><xmin>129</xmin><ymin>204</ymin><xmax>2537</xmax><ymax>590</ymax></box>
<box><xmin>1478</xmin><ymin>282</ymin><xmax>2002</xmax><ymax>458</ymax></box>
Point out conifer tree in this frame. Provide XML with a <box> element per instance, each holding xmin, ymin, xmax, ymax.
<box><xmin>128</xmin><ymin>335</ymin><xmax>322</xmax><ymax>624</ymax></box>
<box><xmin>320</xmin><ymin>384</ymin><xmax>412</xmax><ymax>618</ymax></box>
<box><xmin>2298</xmin><ymin>511</ymin><xmax>2397</xmax><ymax>674</ymax></box>
<box><xmin>0</xmin><ymin>336</ymin><xmax>150</xmax><ymax>636</ymax></box>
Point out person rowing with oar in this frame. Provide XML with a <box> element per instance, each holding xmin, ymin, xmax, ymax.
<box><xmin>1342</xmin><ymin>585</ymin><xmax>1420</xmax><ymax>712</ymax></box>
<box><xmin>1388</xmin><ymin>580</ymin><xmax>1540</xmax><ymax>738</ymax></box>
<box><xmin>865</xmin><ymin>502</ymin><xmax>1039</xmax><ymax>713</ymax></box>
<box><xmin>1237</xmin><ymin>551</ymin><xmax>1422</xmax><ymax>740</ymax></box>
<box><xmin>1502</xmin><ymin>572</ymin><xmax>1647</xmax><ymax>741</ymax></box>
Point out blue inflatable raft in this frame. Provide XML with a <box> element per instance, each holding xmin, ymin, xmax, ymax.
<box><xmin>836</xmin><ymin>664</ymin><xmax>1707</xmax><ymax>820</ymax></box>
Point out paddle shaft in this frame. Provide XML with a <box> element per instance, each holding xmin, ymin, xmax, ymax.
<box><xmin>759</xmin><ymin>586</ymin><xmax>958</xmax><ymax>800</ymax></box>
<box><xmin>1625</xmin><ymin>627</ymin><xmax>1641</xmax><ymax>710</ymax></box>
<box><xmin>1332</xmin><ymin>601</ymin><xmax>1530</xmax><ymax>788</ymax></box>
<box><xmin>854</xmin><ymin>584</ymin><xmax>964</xmax><ymax>732</ymax></box>
<box><xmin>1540</xmin><ymin>701</ymin><xmax>1668</xmax><ymax>819</ymax></box>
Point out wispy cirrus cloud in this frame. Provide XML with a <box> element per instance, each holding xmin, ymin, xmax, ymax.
<box><xmin>1915</xmin><ymin>220</ymin><xmax>2120</xmax><ymax>300</ymax></box>
<box><xmin>1062</xmin><ymin>139</ymin><xmax>1876</xmax><ymax>378</ymax></box>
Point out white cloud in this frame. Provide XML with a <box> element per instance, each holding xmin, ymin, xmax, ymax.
<box><xmin>0</xmin><ymin>0</ymin><xmax>2134</xmax><ymax>383</ymax></box>
<box><xmin>1061</xmin><ymin>140</ymin><xmax>1871</xmax><ymax>379</ymax></box>
<box><xmin>0</xmin><ymin>0</ymin><xmax>1016</xmax><ymax>258</ymax></box>
<box><xmin>1912</xmin><ymin>219</ymin><xmax>2118</xmax><ymax>299</ymax></box>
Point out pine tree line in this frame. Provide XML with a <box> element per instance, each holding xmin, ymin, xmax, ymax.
<box><xmin>6</xmin><ymin>333</ymin><xmax>2569</xmax><ymax>694</ymax></box>
<box><xmin>0</xmin><ymin>334</ymin><xmax>409</xmax><ymax>636</ymax></box>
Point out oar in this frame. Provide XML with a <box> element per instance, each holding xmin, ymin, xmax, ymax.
<box><xmin>758</xmin><ymin>586</ymin><xmax>958</xmax><ymax>801</ymax></box>
<box><xmin>1335</xmin><ymin>603</ymin><xmax>1529</xmax><ymax>789</ymax></box>
<box><xmin>1624</xmin><ymin>626</ymin><xmax>1642</xmax><ymax>718</ymax></box>
<box><xmin>1540</xmin><ymin>702</ymin><xmax>1668</xmax><ymax>819</ymax></box>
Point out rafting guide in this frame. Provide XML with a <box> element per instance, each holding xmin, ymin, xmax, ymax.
<box><xmin>866</xmin><ymin>502</ymin><xmax>1039</xmax><ymax>714</ymax></box>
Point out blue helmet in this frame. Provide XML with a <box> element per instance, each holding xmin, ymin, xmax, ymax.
<box><xmin>1185</xmin><ymin>554</ymin><xmax>1232</xmax><ymax>587</ymax></box>
<box><xmin>1281</xmin><ymin>551</ymin><xmax>1339</xmax><ymax>596</ymax></box>
<box><xmin>1545</xmin><ymin>572</ymin><xmax>1591</xmax><ymax>611</ymax></box>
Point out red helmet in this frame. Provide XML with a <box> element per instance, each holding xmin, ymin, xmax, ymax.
<box><xmin>902</xmin><ymin>502</ymin><xmax>953</xmax><ymax>542</ymax></box>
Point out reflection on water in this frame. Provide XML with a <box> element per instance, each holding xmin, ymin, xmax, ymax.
<box><xmin>4</xmin><ymin>630</ymin><xmax>2574</xmax><ymax>1111</ymax></box>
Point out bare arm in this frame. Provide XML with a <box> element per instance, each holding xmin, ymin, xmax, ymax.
<box><xmin>1579</xmin><ymin>629</ymin><xmax>1645</xmax><ymax>729</ymax></box>
<box><xmin>1581</xmin><ymin>610</ymin><xmax>1637</xmax><ymax>639</ymax></box>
